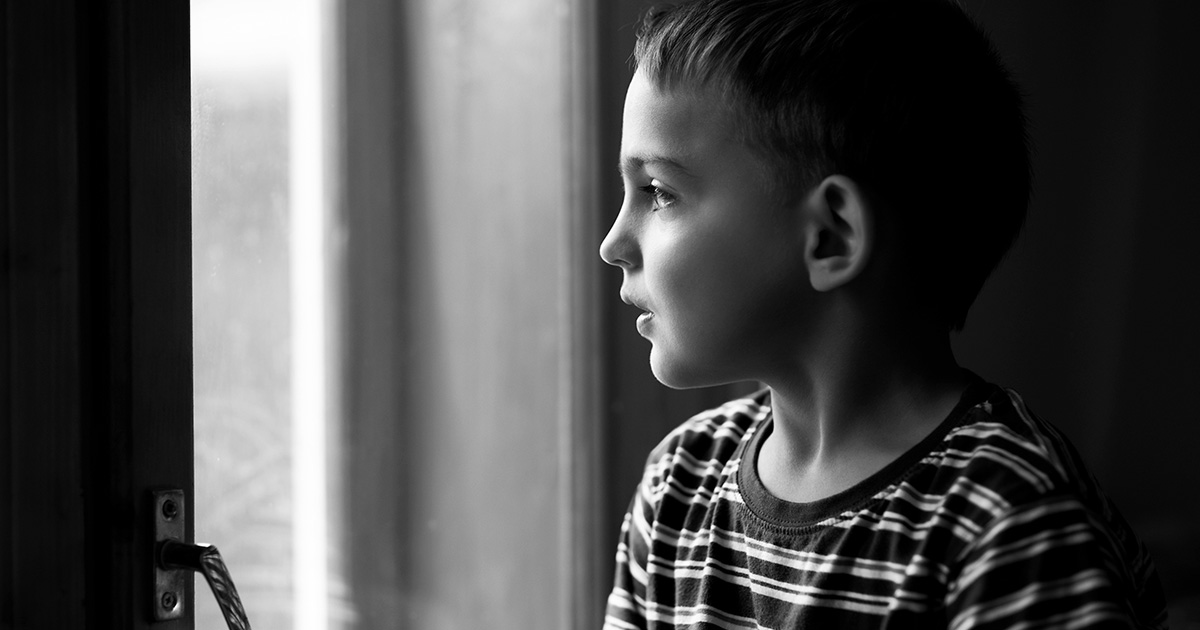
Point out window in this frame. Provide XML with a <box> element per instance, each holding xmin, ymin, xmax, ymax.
<box><xmin>190</xmin><ymin>1</ymin><xmax>630</xmax><ymax>627</ymax></box>
<box><xmin>192</xmin><ymin>0</ymin><xmax>346</xmax><ymax>627</ymax></box>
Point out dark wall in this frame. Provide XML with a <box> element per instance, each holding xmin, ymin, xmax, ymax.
<box><xmin>955</xmin><ymin>1</ymin><xmax>1200</xmax><ymax>613</ymax></box>
<box><xmin>599</xmin><ymin>0</ymin><xmax>1200</xmax><ymax>619</ymax></box>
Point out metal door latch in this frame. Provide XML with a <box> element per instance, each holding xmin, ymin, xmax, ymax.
<box><xmin>151</xmin><ymin>489</ymin><xmax>252</xmax><ymax>629</ymax></box>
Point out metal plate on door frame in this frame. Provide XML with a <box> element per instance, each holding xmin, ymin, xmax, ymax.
<box><xmin>151</xmin><ymin>489</ymin><xmax>187</xmax><ymax>622</ymax></box>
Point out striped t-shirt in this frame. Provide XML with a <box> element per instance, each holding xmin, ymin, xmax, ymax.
<box><xmin>604</xmin><ymin>381</ymin><xmax>1168</xmax><ymax>629</ymax></box>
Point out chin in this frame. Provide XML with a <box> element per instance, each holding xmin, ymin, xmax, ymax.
<box><xmin>648</xmin><ymin>348</ymin><xmax>731</xmax><ymax>390</ymax></box>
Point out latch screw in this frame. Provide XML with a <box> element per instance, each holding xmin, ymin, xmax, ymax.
<box><xmin>161</xmin><ymin>591</ymin><xmax>178</xmax><ymax>611</ymax></box>
<box><xmin>161</xmin><ymin>499</ymin><xmax>179</xmax><ymax>521</ymax></box>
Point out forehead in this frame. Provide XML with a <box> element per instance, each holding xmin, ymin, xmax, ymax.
<box><xmin>619</xmin><ymin>72</ymin><xmax>745</xmax><ymax>177</ymax></box>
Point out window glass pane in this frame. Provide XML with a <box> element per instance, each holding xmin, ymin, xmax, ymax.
<box><xmin>192</xmin><ymin>1</ymin><xmax>332</xmax><ymax>628</ymax></box>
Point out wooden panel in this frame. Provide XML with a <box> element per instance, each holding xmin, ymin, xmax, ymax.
<box><xmin>124</xmin><ymin>0</ymin><xmax>194</xmax><ymax>627</ymax></box>
<box><xmin>0</xmin><ymin>0</ymin><xmax>9</xmax><ymax>617</ymax></box>
<box><xmin>2</xmin><ymin>1</ymin><xmax>193</xmax><ymax>628</ymax></box>
<box><xmin>3</xmin><ymin>3</ymin><xmax>86</xmax><ymax>628</ymax></box>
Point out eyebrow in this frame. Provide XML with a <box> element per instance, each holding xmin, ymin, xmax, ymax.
<box><xmin>617</xmin><ymin>155</ymin><xmax>697</xmax><ymax>181</ymax></box>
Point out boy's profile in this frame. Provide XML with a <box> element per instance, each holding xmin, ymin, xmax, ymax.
<box><xmin>599</xmin><ymin>0</ymin><xmax>1168</xmax><ymax>627</ymax></box>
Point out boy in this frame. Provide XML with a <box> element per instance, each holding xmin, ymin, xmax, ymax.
<box><xmin>599</xmin><ymin>0</ymin><xmax>1168</xmax><ymax>628</ymax></box>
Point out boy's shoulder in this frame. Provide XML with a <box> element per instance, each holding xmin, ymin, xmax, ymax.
<box><xmin>940</xmin><ymin>385</ymin><xmax>1157</xmax><ymax>570</ymax></box>
<box><xmin>935</xmin><ymin>386</ymin><xmax>1166</xmax><ymax>625</ymax></box>
<box><xmin>940</xmin><ymin>384</ymin><xmax>1114</xmax><ymax>512</ymax></box>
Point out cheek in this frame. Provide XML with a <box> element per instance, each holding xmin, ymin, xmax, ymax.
<box><xmin>651</xmin><ymin>232</ymin><xmax>755</xmax><ymax>312</ymax></box>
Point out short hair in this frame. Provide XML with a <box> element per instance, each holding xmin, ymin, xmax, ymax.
<box><xmin>634</xmin><ymin>0</ymin><xmax>1032</xmax><ymax>330</ymax></box>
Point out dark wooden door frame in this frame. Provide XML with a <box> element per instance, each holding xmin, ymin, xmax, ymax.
<box><xmin>2</xmin><ymin>2</ymin><xmax>193</xmax><ymax>628</ymax></box>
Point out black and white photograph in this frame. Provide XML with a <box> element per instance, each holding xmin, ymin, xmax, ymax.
<box><xmin>3</xmin><ymin>1</ymin><xmax>1198</xmax><ymax>628</ymax></box>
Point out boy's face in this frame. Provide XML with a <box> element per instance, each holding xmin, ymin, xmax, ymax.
<box><xmin>600</xmin><ymin>72</ymin><xmax>815</xmax><ymax>388</ymax></box>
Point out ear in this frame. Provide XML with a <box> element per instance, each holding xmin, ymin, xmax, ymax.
<box><xmin>803</xmin><ymin>175</ymin><xmax>873</xmax><ymax>292</ymax></box>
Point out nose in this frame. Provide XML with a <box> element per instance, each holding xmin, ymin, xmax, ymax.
<box><xmin>599</xmin><ymin>204</ymin><xmax>639</xmax><ymax>269</ymax></box>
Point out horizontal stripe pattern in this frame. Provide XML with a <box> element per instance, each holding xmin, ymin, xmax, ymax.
<box><xmin>604</xmin><ymin>385</ymin><xmax>1168</xmax><ymax>629</ymax></box>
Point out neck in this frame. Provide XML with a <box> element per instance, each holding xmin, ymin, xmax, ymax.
<box><xmin>756</xmin><ymin>308</ymin><xmax>969</xmax><ymax>503</ymax></box>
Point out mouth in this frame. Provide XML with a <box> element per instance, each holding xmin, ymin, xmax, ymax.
<box><xmin>620</xmin><ymin>291</ymin><xmax>655</xmax><ymax>330</ymax></box>
<box><xmin>635</xmin><ymin>310</ymin><xmax>654</xmax><ymax>335</ymax></box>
<box><xmin>619</xmin><ymin>291</ymin><xmax>648</xmax><ymax>312</ymax></box>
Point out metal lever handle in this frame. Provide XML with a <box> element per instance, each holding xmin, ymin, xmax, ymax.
<box><xmin>157</xmin><ymin>540</ymin><xmax>252</xmax><ymax>630</ymax></box>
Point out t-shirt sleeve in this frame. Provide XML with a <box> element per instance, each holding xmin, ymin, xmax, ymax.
<box><xmin>603</xmin><ymin>493</ymin><xmax>649</xmax><ymax>630</ymax></box>
<box><xmin>946</xmin><ymin>493</ymin><xmax>1167</xmax><ymax>630</ymax></box>
<box><xmin>603</xmin><ymin>475</ymin><xmax>658</xmax><ymax>630</ymax></box>
<box><xmin>605</xmin><ymin>422</ymin><xmax>694</xmax><ymax>630</ymax></box>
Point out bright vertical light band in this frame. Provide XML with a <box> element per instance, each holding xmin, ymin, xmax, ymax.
<box><xmin>290</xmin><ymin>0</ymin><xmax>328</xmax><ymax>627</ymax></box>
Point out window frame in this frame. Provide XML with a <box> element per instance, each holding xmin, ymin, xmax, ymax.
<box><xmin>2</xmin><ymin>1</ymin><xmax>193</xmax><ymax>627</ymax></box>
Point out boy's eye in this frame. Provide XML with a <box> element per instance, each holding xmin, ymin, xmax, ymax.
<box><xmin>639</xmin><ymin>182</ymin><xmax>677</xmax><ymax>211</ymax></box>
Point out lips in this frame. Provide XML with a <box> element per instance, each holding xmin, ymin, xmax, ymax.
<box><xmin>620</xmin><ymin>291</ymin><xmax>652</xmax><ymax>315</ymax></box>
<box><xmin>621</xmin><ymin>290</ymin><xmax>655</xmax><ymax>337</ymax></box>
